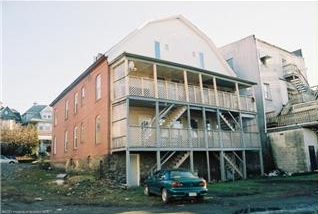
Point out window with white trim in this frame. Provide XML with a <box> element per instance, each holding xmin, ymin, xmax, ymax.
<box><xmin>96</xmin><ymin>75</ymin><xmax>101</xmax><ymax>100</ymax></box>
<box><xmin>73</xmin><ymin>126</ymin><xmax>78</xmax><ymax>149</ymax></box>
<box><xmin>64</xmin><ymin>130</ymin><xmax>68</xmax><ymax>152</ymax></box>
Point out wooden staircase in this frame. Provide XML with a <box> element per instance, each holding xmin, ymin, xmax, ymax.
<box><xmin>214</xmin><ymin>152</ymin><xmax>244</xmax><ymax>179</ymax></box>
<box><xmin>219</xmin><ymin>111</ymin><xmax>240</xmax><ymax>131</ymax></box>
<box><xmin>148</xmin><ymin>151</ymin><xmax>190</xmax><ymax>175</ymax></box>
<box><xmin>161</xmin><ymin>105</ymin><xmax>187</xmax><ymax>127</ymax></box>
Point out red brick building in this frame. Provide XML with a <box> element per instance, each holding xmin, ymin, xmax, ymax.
<box><xmin>50</xmin><ymin>55</ymin><xmax>110</xmax><ymax>169</ymax></box>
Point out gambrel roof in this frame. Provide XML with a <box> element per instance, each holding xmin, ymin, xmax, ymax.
<box><xmin>105</xmin><ymin>15</ymin><xmax>236</xmax><ymax>77</ymax></box>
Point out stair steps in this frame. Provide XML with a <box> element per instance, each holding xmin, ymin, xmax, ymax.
<box><xmin>214</xmin><ymin>152</ymin><xmax>243</xmax><ymax>179</ymax></box>
<box><xmin>161</xmin><ymin>106</ymin><xmax>187</xmax><ymax>127</ymax></box>
<box><xmin>219</xmin><ymin>113</ymin><xmax>235</xmax><ymax>131</ymax></box>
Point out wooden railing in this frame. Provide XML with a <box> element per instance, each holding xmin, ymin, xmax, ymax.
<box><xmin>267</xmin><ymin>108</ymin><xmax>318</xmax><ymax>127</ymax></box>
<box><xmin>111</xmin><ymin>126</ymin><xmax>260</xmax><ymax>150</ymax></box>
<box><xmin>117</xmin><ymin>76</ymin><xmax>256</xmax><ymax>112</ymax></box>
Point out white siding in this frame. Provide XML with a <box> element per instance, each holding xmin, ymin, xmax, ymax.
<box><xmin>107</xmin><ymin>17</ymin><xmax>235</xmax><ymax>77</ymax></box>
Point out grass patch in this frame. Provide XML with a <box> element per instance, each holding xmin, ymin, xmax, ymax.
<box><xmin>2</xmin><ymin>165</ymin><xmax>317</xmax><ymax>206</ymax></box>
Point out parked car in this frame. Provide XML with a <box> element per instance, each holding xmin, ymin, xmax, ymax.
<box><xmin>0</xmin><ymin>155</ymin><xmax>19</xmax><ymax>164</ymax></box>
<box><xmin>144</xmin><ymin>168</ymin><xmax>208</xmax><ymax>203</ymax></box>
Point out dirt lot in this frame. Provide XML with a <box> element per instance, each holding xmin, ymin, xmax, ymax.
<box><xmin>1</xmin><ymin>163</ymin><xmax>318</xmax><ymax>214</ymax></box>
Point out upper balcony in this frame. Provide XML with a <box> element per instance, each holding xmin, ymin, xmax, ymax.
<box><xmin>266</xmin><ymin>100</ymin><xmax>318</xmax><ymax>128</ymax></box>
<box><xmin>111</xmin><ymin>53</ymin><xmax>257</xmax><ymax>112</ymax></box>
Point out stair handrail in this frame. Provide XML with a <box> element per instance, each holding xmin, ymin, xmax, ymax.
<box><xmin>227</xmin><ymin>111</ymin><xmax>241</xmax><ymax>130</ymax></box>
<box><xmin>149</xmin><ymin>104</ymin><xmax>175</xmax><ymax>127</ymax></box>
<box><xmin>148</xmin><ymin>151</ymin><xmax>176</xmax><ymax>175</ymax></box>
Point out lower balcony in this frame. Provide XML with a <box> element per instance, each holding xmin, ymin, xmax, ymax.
<box><xmin>112</xmin><ymin>126</ymin><xmax>261</xmax><ymax>151</ymax></box>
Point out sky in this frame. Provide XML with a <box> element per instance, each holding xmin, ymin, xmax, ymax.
<box><xmin>1</xmin><ymin>1</ymin><xmax>318</xmax><ymax>113</ymax></box>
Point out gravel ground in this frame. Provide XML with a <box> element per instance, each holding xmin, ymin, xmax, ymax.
<box><xmin>1</xmin><ymin>163</ymin><xmax>34</xmax><ymax>180</ymax></box>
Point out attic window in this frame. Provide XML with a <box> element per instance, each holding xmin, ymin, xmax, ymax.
<box><xmin>164</xmin><ymin>44</ymin><xmax>169</xmax><ymax>51</ymax></box>
<box><xmin>260</xmin><ymin>55</ymin><xmax>271</xmax><ymax>66</ymax></box>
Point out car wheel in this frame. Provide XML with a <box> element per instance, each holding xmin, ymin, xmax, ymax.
<box><xmin>196</xmin><ymin>196</ymin><xmax>204</xmax><ymax>203</ymax></box>
<box><xmin>161</xmin><ymin>188</ymin><xmax>170</xmax><ymax>203</ymax></box>
<box><xmin>144</xmin><ymin>185</ymin><xmax>152</xmax><ymax>196</ymax></box>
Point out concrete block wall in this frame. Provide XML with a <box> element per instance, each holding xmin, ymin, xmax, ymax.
<box><xmin>268</xmin><ymin>128</ymin><xmax>310</xmax><ymax>173</ymax></box>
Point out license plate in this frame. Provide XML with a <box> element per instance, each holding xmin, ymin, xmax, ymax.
<box><xmin>189</xmin><ymin>192</ymin><xmax>197</xmax><ymax>197</ymax></box>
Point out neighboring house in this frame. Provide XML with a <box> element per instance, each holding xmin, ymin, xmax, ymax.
<box><xmin>50</xmin><ymin>15</ymin><xmax>264</xmax><ymax>186</ymax></box>
<box><xmin>0</xmin><ymin>106</ymin><xmax>22</xmax><ymax>130</ymax></box>
<box><xmin>22</xmin><ymin>103</ymin><xmax>53</xmax><ymax>154</ymax></box>
<box><xmin>219</xmin><ymin>35</ymin><xmax>318</xmax><ymax>173</ymax></box>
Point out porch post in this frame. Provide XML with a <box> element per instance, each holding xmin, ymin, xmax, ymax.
<box><xmin>184</xmin><ymin>70</ymin><xmax>189</xmax><ymax>102</ymax></box>
<box><xmin>220</xmin><ymin>151</ymin><xmax>226</xmax><ymax>181</ymax></box>
<box><xmin>242</xmin><ymin>150</ymin><xmax>247</xmax><ymax>179</ymax></box>
<box><xmin>217</xmin><ymin>108</ymin><xmax>225</xmax><ymax>181</ymax></box>
<box><xmin>155</xmin><ymin>101</ymin><xmax>161</xmax><ymax>171</ymax></box>
<box><xmin>153</xmin><ymin>64</ymin><xmax>158</xmax><ymax>98</ymax></box>
<box><xmin>213</xmin><ymin>77</ymin><xmax>219</xmax><ymax>106</ymax></box>
<box><xmin>126</xmin><ymin>150</ymin><xmax>131</xmax><ymax>187</ymax></box>
<box><xmin>202</xmin><ymin>107</ymin><xmax>211</xmax><ymax>182</ymax></box>
<box><xmin>259</xmin><ymin>149</ymin><xmax>264</xmax><ymax>176</ymax></box>
<box><xmin>187</xmin><ymin>105</ymin><xmax>194</xmax><ymax>172</ymax></box>
<box><xmin>199</xmin><ymin>73</ymin><xmax>204</xmax><ymax>103</ymax></box>
<box><xmin>239</xmin><ymin>112</ymin><xmax>247</xmax><ymax>179</ymax></box>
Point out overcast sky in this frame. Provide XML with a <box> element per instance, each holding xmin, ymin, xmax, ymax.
<box><xmin>1</xmin><ymin>1</ymin><xmax>317</xmax><ymax>113</ymax></box>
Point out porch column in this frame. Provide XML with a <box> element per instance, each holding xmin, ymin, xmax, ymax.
<box><xmin>202</xmin><ymin>107</ymin><xmax>211</xmax><ymax>182</ymax></box>
<box><xmin>242</xmin><ymin>150</ymin><xmax>247</xmax><ymax>179</ymax></box>
<box><xmin>125</xmin><ymin>98</ymin><xmax>131</xmax><ymax>186</ymax></box>
<box><xmin>153</xmin><ymin>64</ymin><xmax>158</xmax><ymax>98</ymax></box>
<box><xmin>187</xmin><ymin>105</ymin><xmax>194</xmax><ymax>172</ymax></box>
<box><xmin>235</xmin><ymin>82</ymin><xmax>241</xmax><ymax>110</ymax></box>
<box><xmin>259</xmin><ymin>149</ymin><xmax>264</xmax><ymax>176</ymax></box>
<box><xmin>184</xmin><ymin>70</ymin><xmax>189</xmax><ymax>102</ymax></box>
<box><xmin>126</xmin><ymin>150</ymin><xmax>131</xmax><ymax>187</ymax></box>
<box><xmin>239</xmin><ymin>112</ymin><xmax>247</xmax><ymax>179</ymax></box>
<box><xmin>217</xmin><ymin>108</ymin><xmax>225</xmax><ymax>181</ymax></box>
<box><xmin>124</xmin><ymin>59</ymin><xmax>129</xmax><ymax>96</ymax></box>
<box><xmin>220</xmin><ymin>151</ymin><xmax>226</xmax><ymax>181</ymax></box>
<box><xmin>213</xmin><ymin>77</ymin><xmax>219</xmax><ymax>106</ymax></box>
<box><xmin>199</xmin><ymin>73</ymin><xmax>204</xmax><ymax>103</ymax></box>
<box><xmin>155</xmin><ymin>101</ymin><xmax>161</xmax><ymax>170</ymax></box>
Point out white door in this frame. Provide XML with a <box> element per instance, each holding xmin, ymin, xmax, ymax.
<box><xmin>130</xmin><ymin>154</ymin><xmax>140</xmax><ymax>186</ymax></box>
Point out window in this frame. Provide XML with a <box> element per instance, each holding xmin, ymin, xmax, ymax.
<box><xmin>74</xmin><ymin>92</ymin><xmax>78</xmax><ymax>114</ymax></box>
<box><xmin>154</xmin><ymin>41</ymin><xmax>161</xmax><ymax>59</ymax></box>
<box><xmin>65</xmin><ymin>100</ymin><xmax>69</xmax><ymax>120</ymax></box>
<box><xmin>54</xmin><ymin>110</ymin><xmax>57</xmax><ymax>126</ymax></box>
<box><xmin>263</xmin><ymin>83</ymin><xmax>271</xmax><ymax>99</ymax></box>
<box><xmin>81</xmin><ymin>87</ymin><xmax>85</xmax><ymax>106</ymax></box>
<box><xmin>96</xmin><ymin>75</ymin><xmax>101</xmax><ymax>100</ymax></box>
<box><xmin>80</xmin><ymin>122</ymin><xmax>85</xmax><ymax>143</ymax></box>
<box><xmin>199</xmin><ymin>52</ymin><xmax>205</xmax><ymax>68</ymax></box>
<box><xmin>73</xmin><ymin>126</ymin><xmax>78</xmax><ymax>149</ymax></box>
<box><xmin>64</xmin><ymin>130</ymin><xmax>68</xmax><ymax>152</ymax></box>
<box><xmin>226</xmin><ymin>58</ymin><xmax>234</xmax><ymax>70</ymax></box>
<box><xmin>95</xmin><ymin>115</ymin><xmax>101</xmax><ymax>144</ymax></box>
<box><xmin>53</xmin><ymin>136</ymin><xmax>57</xmax><ymax>155</ymax></box>
<box><xmin>260</xmin><ymin>55</ymin><xmax>271</xmax><ymax>66</ymax></box>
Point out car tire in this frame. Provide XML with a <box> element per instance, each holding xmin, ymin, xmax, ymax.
<box><xmin>144</xmin><ymin>185</ymin><xmax>153</xmax><ymax>196</ymax></box>
<box><xmin>161</xmin><ymin>188</ymin><xmax>170</xmax><ymax>203</ymax></box>
<box><xmin>196</xmin><ymin>196</ymin><xmax>204</xmax><ymax>203</ymax></box>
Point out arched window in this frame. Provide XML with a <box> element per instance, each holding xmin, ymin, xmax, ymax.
<box><xmin>73</xmin><ymin>126</ymin><xmax>78</xmax><ymax>149</ymax></box>
<box><xmin>96</xmin><ymin>75</ymin><xmax>101</xmax><ymax>100</ymax></box>
<box><xmin>65</xmin><ymin>100</ymin><xmax>69</xmax><ymax>119</ymax></box>
<box><xmin>64</xmin><ymin>130</ymin><xmax>68</xmax><ymax>152</ymax></box>
<box><xmin>74</xmin><ymin>92</ymin><xmax>78</xmax><ymax>114</ymax></box>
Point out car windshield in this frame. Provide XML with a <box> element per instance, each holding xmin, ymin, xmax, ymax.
<box><xmin>170</xmin><ymin>171</ymin><xmax>196</xmax><ymax>179</ymax></box>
